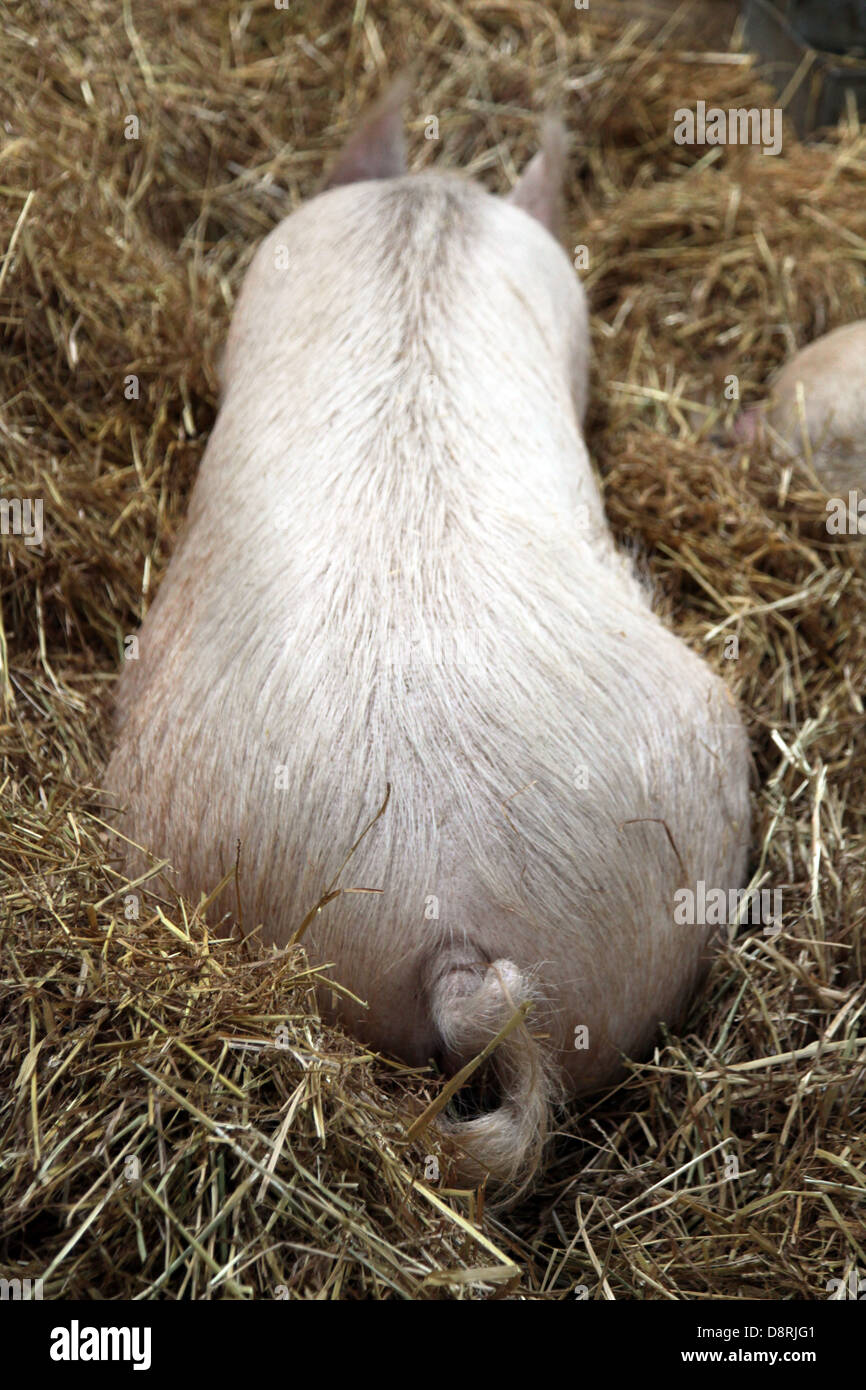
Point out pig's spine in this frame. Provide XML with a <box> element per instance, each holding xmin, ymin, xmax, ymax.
<box><xmin>430</xmin><ymin>958</ymin><xmax>555</xmax><ymax>1192</ymax></box>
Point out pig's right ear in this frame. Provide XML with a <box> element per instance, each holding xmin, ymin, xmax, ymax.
<box><xmin>507</xmin><ymin>118</ymin><xmax>567</xmax><ymax>238</ymax></box>
<box><xmin>322</xmin><ymin>77</ymin><xmax>409</xmax><ymax>190</ymax></box>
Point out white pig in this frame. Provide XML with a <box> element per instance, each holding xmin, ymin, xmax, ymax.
<box><xmin>105</xmin><ymin>86</ymin><xmax>751</xmax><ymax>1188</ymax></box>
<box><xmin>734</xmin><ymin>320</ymin><xmax>866</xmax><ymax>495</ymax></box>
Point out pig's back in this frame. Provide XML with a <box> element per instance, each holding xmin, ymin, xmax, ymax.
<box><xmin>105</xmin><ymin>174</ymin><xmax>749</xmax><ymax>1162</ymax></box>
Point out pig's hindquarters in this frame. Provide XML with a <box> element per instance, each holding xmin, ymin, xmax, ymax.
<box><xmin>104</xmin><ymin>521</ymin><xmax>749</xmax><ymax>1189</ymax></box>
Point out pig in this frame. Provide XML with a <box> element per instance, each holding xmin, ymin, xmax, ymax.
<box><xmin>104</xmin><ymin>84</ymin><xmax>751</xmax><ymax>1190</ymax></box>
<box><xmin>734</xmin><ymin>320</ymin><xmax>866</xmax><ymax>495</ymax></box>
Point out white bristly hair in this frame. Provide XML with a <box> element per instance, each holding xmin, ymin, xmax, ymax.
<box><xmin>105</xmin><ymin>93</ymin><xmax>751</xmax><ymax>1195</ymax></box>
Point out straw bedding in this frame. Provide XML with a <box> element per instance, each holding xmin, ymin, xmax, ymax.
<box><xmin>1</xmin><ymin>0</ymin><xmax>864</xmax><ymax>1299</ymax></box>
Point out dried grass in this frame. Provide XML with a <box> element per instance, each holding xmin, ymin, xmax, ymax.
<box><xmin>1</xmin><ymin>0</ymin><xmax>865</xmax><ymax>1299</ymax></box>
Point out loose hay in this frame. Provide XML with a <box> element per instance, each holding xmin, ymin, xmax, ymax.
<box><xmin>1</xmin><ymin>0</ymin><xmax>865</xmax><ymax>1299</ymax></box>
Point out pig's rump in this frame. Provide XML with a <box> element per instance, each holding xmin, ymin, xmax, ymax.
<box><xmin>104</xmin><ymin>173</ymin><xmax>750</xmax><ymax>1186</ymax></box>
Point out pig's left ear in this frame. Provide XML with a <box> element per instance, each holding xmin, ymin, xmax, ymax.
<box><xmin>507</xmin><ymin>118</ymin><xmax>567</xmax><ymax>238</ymax></box>
<box><xmin>322</xmin><ymin>76</ymin><xmax>409</xmax><ymax>190</ymax></box>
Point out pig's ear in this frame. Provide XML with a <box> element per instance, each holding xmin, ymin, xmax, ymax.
<box><xmin>322</xmin><ymin>77</ymin><xmax>409</xmax><ymax>190</ymax></box>
<box><xmin>507</xmin><ymin>118</ymin><xmax>567</xmax><ymax>237</ymax></box>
